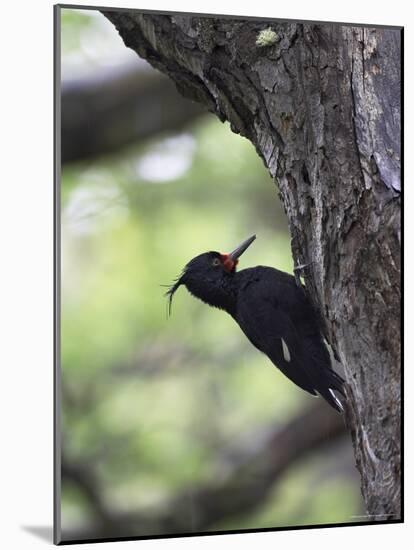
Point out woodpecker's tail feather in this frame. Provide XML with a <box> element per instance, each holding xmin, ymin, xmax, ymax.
<box><xmin>302</xmin><ymin>334</ymin><xmax>346</xmax><ymax>412</ymax></box>
<box><xmin>317</xmin><ymin>368</ymin><xmax>346</xmax><ymax>413</ymax></box>
<box><xmin>328</xmin><ymin>369</ymin><xmax>346</xmax><ymax>397</ymax></box>
<box><xmin>317</xmin><ymin>387</ymin><xmax>344</xmax><ymax>413</ymax></box>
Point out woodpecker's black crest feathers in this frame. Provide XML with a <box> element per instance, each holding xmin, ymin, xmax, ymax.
<box><xmin>164</xmin><ymin>277</ymin><xmax>183</xmax><ymax>317</ymax></box>
<box><xmin>165</xmin><ymin>252</ymin><xmax>222</xmax><ymax>316</ymax></box>
<box><xmin>165</xmin><ymin>235</ymin><xmax>345</xmax><ymax>413</ymax></box>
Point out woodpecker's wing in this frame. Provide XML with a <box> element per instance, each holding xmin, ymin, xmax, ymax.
<box><xmin>235</xmin><ymin>280</ymin><xmax>344</xmax><ymax>411</ymax></box>
<box><xmin>236</xmin><ymin>290</ymin><xmax>318</xmax><ymax>395</ymax></box>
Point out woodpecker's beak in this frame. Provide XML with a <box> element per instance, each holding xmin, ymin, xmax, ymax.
<box><xmin>228</xmin><ymin>235</ymin><xmax>256</xmax><ymax>261</ymax></box>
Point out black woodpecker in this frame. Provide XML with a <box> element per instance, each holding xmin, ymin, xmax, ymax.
<box><xmin>166</xmin><ymin>235</ymin><xmax>345</xmax><ymax>412</ymax></box>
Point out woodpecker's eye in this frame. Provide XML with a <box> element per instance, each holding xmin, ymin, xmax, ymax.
<box><xmin>212</xmin><ymin>258</ymin><xmax>221</xmax><ymax>266</ymax></box>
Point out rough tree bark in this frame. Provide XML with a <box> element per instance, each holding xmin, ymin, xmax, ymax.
<box><xmin>102</xmin><ymin>11</ymin><xmax>402</xmax><ymax>521</ymax></box>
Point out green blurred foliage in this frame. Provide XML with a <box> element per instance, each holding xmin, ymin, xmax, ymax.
<box><xmin>60</xmin><ymin>8</ymin><xmax>362</xmax><ymax>536</ymax></box>
<box><xmin>60</xmin><ymin>9</ymin><xmax>92</xmax><ymax>53</ymax></box>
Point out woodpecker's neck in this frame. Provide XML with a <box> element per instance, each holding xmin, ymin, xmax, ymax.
<box><xmin>184</xmin><ymin>275</ymin><xmax>237</xmax><ymax>315</ymax></box>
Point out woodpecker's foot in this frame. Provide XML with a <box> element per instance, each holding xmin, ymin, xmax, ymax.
<box><xmin>293</xmin><ymin>262</ymin><xmax>310</xmax><ymax>287</ymax></box>
<box><xmin>294</xmin><ymin>262</ymin><xmax>309</xmax><ymax>272</ymax></box>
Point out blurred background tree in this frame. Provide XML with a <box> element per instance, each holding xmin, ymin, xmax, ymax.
<box><xmin>59</xmin><ymin>8</ymin><xmax>362</xmax><ymax>542</ymax></box>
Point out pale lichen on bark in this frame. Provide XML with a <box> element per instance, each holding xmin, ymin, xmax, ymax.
<box><xmin>103</xmin><ymin>10</ymin><xmax>402</xmax><ymax>520</ymax></box>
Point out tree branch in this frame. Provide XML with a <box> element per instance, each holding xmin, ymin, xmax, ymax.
<box><xmin>62</xmin><ymin>59</ymin><xmax>206</xmax><ymax>164</ymax></box>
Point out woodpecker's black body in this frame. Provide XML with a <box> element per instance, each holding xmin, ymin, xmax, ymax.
<box><xmin>166</xmin><ymin>236</ymin><xmax>345</xmax><ymax>412</ymax></box>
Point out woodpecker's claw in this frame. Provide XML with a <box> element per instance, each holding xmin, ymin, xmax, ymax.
<box><xmin>294</xmin><ymin>262</ymin><xmax>309</xmax><ymax>272</ymax></box>
<box><xmin>294</xmin><ymin>262</ymin><xmax>311</xmax><ymax>287</ymax></box>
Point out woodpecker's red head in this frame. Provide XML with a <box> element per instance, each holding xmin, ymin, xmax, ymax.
<box><xmin>165</xmin><ymin>235</ymin><xmax>256</xmax><ymax>315</ymax></box>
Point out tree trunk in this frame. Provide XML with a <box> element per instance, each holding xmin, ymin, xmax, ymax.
<box><xmin>102</xmin><ymin>11</ymin><xmax>402</xmax><ymax>520</ymax></box>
